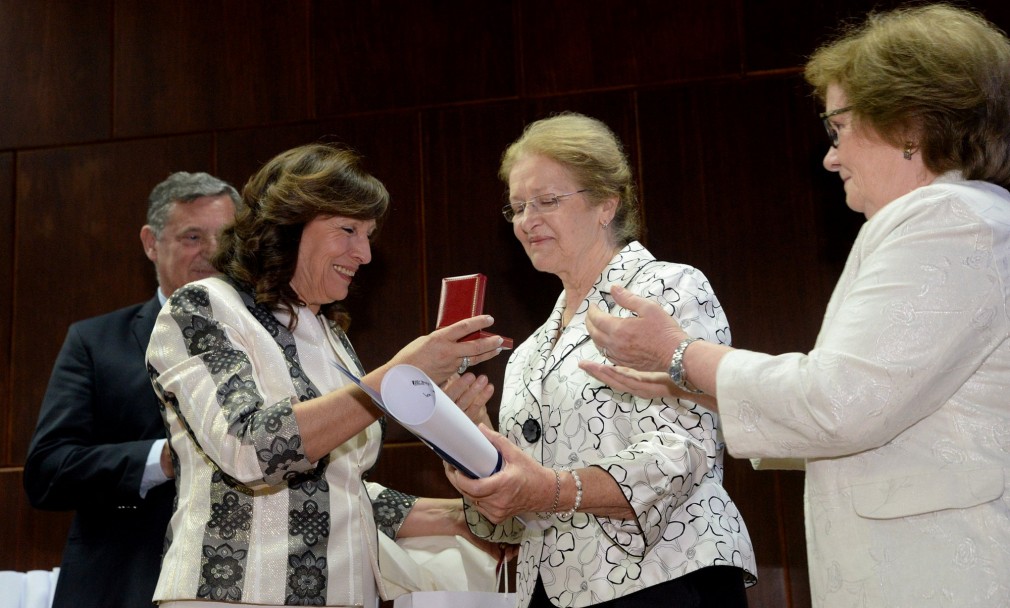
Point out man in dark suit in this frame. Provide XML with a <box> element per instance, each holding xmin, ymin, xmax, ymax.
<box><xmin>24</xmin><ymin>172</ymin><xmax>240</xmax><ymax>608</ymax></box>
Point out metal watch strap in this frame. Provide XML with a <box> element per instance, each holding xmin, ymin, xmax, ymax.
<box><xmin>669</xmin><ymin>337</ymin><xmax>704</xmax><ymax>394</ymax></box>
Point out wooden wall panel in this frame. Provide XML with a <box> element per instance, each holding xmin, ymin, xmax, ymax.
<box><xmin>10</xmin><ymin>136</ymin><xmax>216</xmax><ymax>463</ymax></box>
<box><xmin>0</xmin><ymin>469</ymin><xmax>71</xmax><ymax>571</ymax></box>
<box><xmin>636</xmin><ymin>77</ymin><xmax>859</xmax><ymax>608</ymax></box>
<box><xmin>0</xmin><ymin>0</ymin><xmax>111</xmax><ymax>149</ymax></box>
<box><xmin>0</xmin><ymin>154</ymin><xmax>11</xmax><ymax>466</ymax></box>
<box><xmin>744</xmin><ymin>1</ymin><xmax>1010</xmax><ymax>73</ymax></box>
<box><xmin>637</xmin><ymin>76</ymin><xmax>858</xmax><ymax>356</ymax></box>
<box><xmin>113</xmin><ymin>0</ymin><xmax>311</xmax><ymax>138</ymax></box>
<box><xmin>313</xmin><ymin>0</ymin><xmax>517</xmax><ymax>115</ymax></box>
<box><xmin>779</xmin><ymin>470</ymin><xmax>812</xmax><ymax>606</ymax></box>
<box><xmin>517</xmin><ymin>0</ymin><xmax>741</xmax><ymax>96</ymax></box>
<box><xmin>368</xmin><ymin>443</ymin><xmax>459</xmax><ymax>499</ymax></box>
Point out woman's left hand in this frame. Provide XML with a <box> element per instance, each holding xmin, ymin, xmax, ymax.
<box><xmin>396</xmin><ymin>497</ymin><xmax>517</xmax><ymax>562</ymax></box>
<box><xmin>441</xmin><ymin>372</ymin><xmax>495</xmax><ymax>428</ymax></box>
<box><xmin>586</xmin><ymin>285</ymin><xmax>686</xmax><ymax>372</ymax></box>
<box><xmin>444</xmin><ymin>424</ymin><xmax>556</xmax><ymax>524</ymax></box>
<box><xmin>578</xmin><ymin>363</ymin><xmax>680</xmax><ymax>399</ymax></box>
<box><xmin>578</xmin><ymin>361</ymin><xmax>720</xmax><ymax>409</ymax></box>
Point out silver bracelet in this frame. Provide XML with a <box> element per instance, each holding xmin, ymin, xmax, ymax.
<box><xmin>668</xmin><ymin>337</ymin><xmax>704</xmax><ymax>394</ymax></box>
<box><xmin>539</xmin><ymin>468</ymin><xmax>562</xmax><ymax>520</ymax></box>
<box><xmin>560</xmin><ymin>468</ymin><xmax>583</xmax><ymax>520</ymax></box>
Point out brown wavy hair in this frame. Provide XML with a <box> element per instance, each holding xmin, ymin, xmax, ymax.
<box><xmin>213</xmin><ymin>143</ymin><xmax>390</xmax><ymax>330</ymax></box>
<box><xmin>805</xmin><ymin>4</ymin><xmax>1010</xmax><ymax>188</ymax></box>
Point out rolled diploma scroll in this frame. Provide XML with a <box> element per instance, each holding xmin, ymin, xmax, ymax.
<box><xmin>380</xmin><ymin>364</ymin><xmax>503</xmax><ymax>479</ymax></box>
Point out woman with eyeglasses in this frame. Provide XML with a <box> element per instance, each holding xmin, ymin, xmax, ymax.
<box><xmin>579</xmin><ymin>5</ymin><xmax>1010</xmax><ymax>607</ymax></box>
<box><xmin>444</xmin><ymin>112</ymin><xmax>757</xmax><ymax>608</ymax></box>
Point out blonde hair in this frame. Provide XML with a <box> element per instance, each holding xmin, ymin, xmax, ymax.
<box><xmin>805</xmin><ymin>4</ymin><xmax>1010</xmax><ymax>187</ymax></box>
<box><xmin>500</xmin><ymin>112</ymin><xmax>641</xmax><ymax>245</ymax></box>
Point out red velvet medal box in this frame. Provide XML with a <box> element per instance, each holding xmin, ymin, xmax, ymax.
<box><xmin>435</xmin><ymin>273</ymin><xmax>513</xmax><ymax>350</ymax></box>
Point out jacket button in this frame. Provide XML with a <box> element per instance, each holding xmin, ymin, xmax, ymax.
<box><xmin>522</xmin><ymin>418</ymin><xmax>541</xmax><ymax>443</ymax></box>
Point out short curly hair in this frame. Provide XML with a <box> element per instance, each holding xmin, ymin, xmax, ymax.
<box><xmin>213</xmin><ymin>143</ymin><xmax>390</xmax><ymax>330</ymax></box>
<box><xmin>805</xmin><ymin>4</ymin><xmax>1010</xmax><ymax>188</ymax></box>
<box><xmin>499</xmin><ymin>112</ymin><xmax>641</xmax><ymax>246</ymax></box>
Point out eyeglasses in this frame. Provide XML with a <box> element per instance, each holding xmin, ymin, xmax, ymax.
<box><xmin>502</xmin><ymin>189</ymin><xmax>588</xmax><ymax>223</ymax></box>
<box><xmin>819</xmin><ymin>106</ymin><xmax>852</xmax><ymax>148</ymax></box>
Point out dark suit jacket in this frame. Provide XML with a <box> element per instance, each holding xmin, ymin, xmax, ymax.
<box><xmin>24</xmin><ymin>297</ymin><xmax>174</xmax><ymax>608</ymax></box>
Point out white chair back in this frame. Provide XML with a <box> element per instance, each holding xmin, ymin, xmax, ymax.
<box><xmin>0</xmin><ymin>568</ymin><xmax>59</xmax><ymax>608</ymax></box>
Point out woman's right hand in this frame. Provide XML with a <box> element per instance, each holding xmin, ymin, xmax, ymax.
<box><xmin>444</xmin><ymin>424</ymin><xmax>557</xmax><ymax>524</ymax></box>
<box><xmin>585</xmin><ymin>285</ymin><xmax>685</xmax><ymax>372</ymax></box>
<box><xmin>389</xmin><ymin>315</ymin><xmax>504</xmax><ymax>384</ymax></box>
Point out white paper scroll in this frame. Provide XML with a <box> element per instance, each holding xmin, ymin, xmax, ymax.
<box><xmin>380</xmin><ymin>364</ymin><xmax>502</xmax><ymax>479</ymax></box>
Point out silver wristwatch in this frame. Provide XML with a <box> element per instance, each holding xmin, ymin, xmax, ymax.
<box><xmin>668</xmin><ymin>337</ymin><xmax>704</xmax><ymax>394</ymax></box>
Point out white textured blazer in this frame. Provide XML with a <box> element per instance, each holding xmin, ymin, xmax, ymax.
<box><xmin>469</xmin><ymin>242</ymin><xmax>756</xmax><ymax>608</ymax></box>
<box><xmin>719</xmin><ymin>174</ymin><xmax>1010</xmax><ymax>607</ymax></box>
<box><xmin>147</xmin><ymin>278</ymin><xmax>393</xmax><ymax>606</ymax></box>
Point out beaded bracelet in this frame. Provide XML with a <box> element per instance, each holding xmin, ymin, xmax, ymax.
<box><xmin>539</xmin><ymin>468</ymin><xmax>562</xmax><ymax>520</ymax></box>
<box><xmin>560</xmin><ymin>468</ymin><xmax>583</xmax><ymax>520</ymax></box>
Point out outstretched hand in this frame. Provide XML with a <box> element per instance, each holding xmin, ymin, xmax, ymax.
<box><xmin>578</xmin><ymin>360</ymin><xmax>719</xmax><ymax>410</ymax></box>
<box><xmin>585</xmin><ymin>286</ymin><xmax>686</xmax><ymax>372</ymax></box>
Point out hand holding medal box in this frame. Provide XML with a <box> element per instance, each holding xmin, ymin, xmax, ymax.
<box><xmin>436</xmin><ymin>274</ymin><xmax>513</xmax><ymax>350</ymax></box>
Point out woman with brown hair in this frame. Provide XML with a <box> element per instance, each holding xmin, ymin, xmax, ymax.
<box><xmin>147</xmin><ymin>143</ymin><xmax>504</xmax><ymax>607</ymax></box>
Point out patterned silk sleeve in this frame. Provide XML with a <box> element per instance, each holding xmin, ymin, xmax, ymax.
<box><xmin>148</xmin><ymin>283</ymin><xmax>316</xmax><ymax>489</ymax></box>
<box><xmin>371</xmin><ymin>487</ymin><xmax>418</xmax><ymax>539</ymax></box>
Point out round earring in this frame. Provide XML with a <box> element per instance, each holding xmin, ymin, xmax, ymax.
<box><xmin>602</xmin><ymin>220</ymin><xmax>611</xmax><ymax>228</ymax></box>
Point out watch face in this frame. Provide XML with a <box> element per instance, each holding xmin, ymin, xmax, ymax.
<box><xmin>668</xmin><ymin>365</ymin><xmax>683</xmax><ymax>385</ymax></box>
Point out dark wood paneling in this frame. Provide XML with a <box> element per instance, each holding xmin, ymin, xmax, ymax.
<box><xmin>10</xmin><ymin>136</ymin><xmax>216</xmax><ymax>463</ymax></box>
<box><xmin>638</xmin><ymin>77</ymin><xmax>859</xmax><ymax>608</ymax></box>
<box><xmin>638</xmin><ymin>76</ymin><xmax>857</xmax><ymax>356</ymax></box>
<box><xmin>720</xmin><ymin>457</ymin><xmax>796</xmax><ymax>607</ymax></box>
<box><xmin>0</xmin><ymin>469</ymin><xmax>72</xmax><ymax>571</ymax></box>
<box><xmin>313</xmin><ymin>0</ymin><xmax>517</xmax><ymax>115</ymax></box>
<box><xmin>0</xmin><ymin>154</ymin><xmax>11</xmax><ymax>466</ymax></box>
<box><xmin>113</xmin><ymin>0</ymin><xmax>311</xmax><ymax>138</ymax></box>
<box><xmin>0</xmin><ymin>1</ymin><xmax>111</xmax><ymax>149</ymax></box>
<box><xmin>368</xmin><ymin>443</ymin><xmax>461</xmax><ymax>499</ymax></box>
<box><xmin>517</xmin><ymin>0</ymin><xmax>740</xmax><ymax>96</ymax></box>
<box><xmin>744</xmin><ymin>0</ymin><xmax>1010</xmax><ymax>73</ymax></box>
